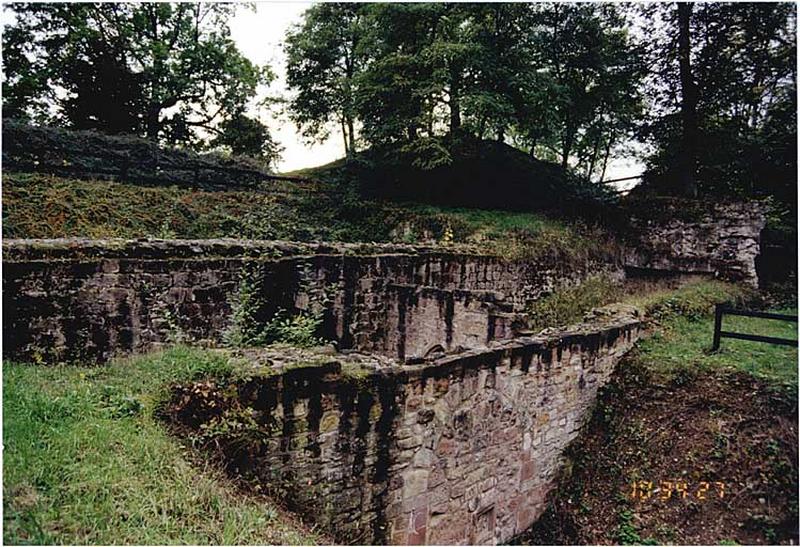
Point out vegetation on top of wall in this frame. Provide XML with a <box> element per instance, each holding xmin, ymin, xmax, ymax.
<box><xmin>527</xmin><ymin>275</ymin><xmax>625</xmax><ymax>331</ymax></box>
<box><xmin>3</xmin><ymin>346</ymin><xmax>323</xmax><ymax>545</ymax></box>
<box><xmin>526</xmin><ymin>278</ymin><xmax>753</xmax><ymax>334</ymax></box>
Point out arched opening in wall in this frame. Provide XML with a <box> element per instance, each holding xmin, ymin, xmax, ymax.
<box><xmin>424</xmin><ymin>344</ymin><xmax>446</xmax><ymax>358</ymax></box>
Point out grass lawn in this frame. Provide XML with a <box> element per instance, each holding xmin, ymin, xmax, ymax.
<box><xmin>3</xmin><ymin>346</ymin><xmax>322</xmax><ymax>545</ymax></box>
<box><xmin>636</xmin><ymin>306</ymin><xmax>798</xmax><ymax>387</ymax></box>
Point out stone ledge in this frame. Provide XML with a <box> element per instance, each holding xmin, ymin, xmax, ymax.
<box><xmin>2</xmin><ymin>237</ymin><xmax>494</xmax><ymax>262</ymax></box>
<box><xmin>226</xmin><ymin>303</ymin><xmax>644</xmax><ymax>384</ymax></box>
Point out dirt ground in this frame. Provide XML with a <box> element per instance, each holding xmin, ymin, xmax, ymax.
<box><xmin>517</xmin><ymin>356</ymin><xmax>798</xmax><ymax>545</ymax></box>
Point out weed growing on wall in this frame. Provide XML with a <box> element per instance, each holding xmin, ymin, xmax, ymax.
<box><xmin>163</xmin><ymin>307</ymin><xmax>191</xmax><ymax>345</ymax></box>
<box><xmin>223</xmin><ymin>267</ymin><xmax>269</xmax><ymax>347</ymax></box>
<box><xmin>261</xmin><ymin>309</ymin><xmax>324</xmax><ymax>348</ymax></box>
<box><xmin>223</xmin><ymin>266</ymin><xmax>325</xmax><ymax>349</ymax></box>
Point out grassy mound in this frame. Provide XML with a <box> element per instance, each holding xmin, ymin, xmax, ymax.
<box><xmin>3</xmin><ymin>347</ymin><xmax>324</xmax><ymax>545</ymax></box>
<box><xmin>289</xmin><ymin>136</ymin><xmax>616</xmax><ymax>214</ymax></box>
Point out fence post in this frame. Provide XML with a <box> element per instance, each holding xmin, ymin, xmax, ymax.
<box><xmin>712</xmin><ymin>304</ymin><xmax>724</xmax><ymax>351</ymax></box>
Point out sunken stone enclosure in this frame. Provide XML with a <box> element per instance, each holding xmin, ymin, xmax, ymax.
<box><xmin>2</xmin><ymin>238</ymin><xmax>621</xmax><ymax>363</ymax></box>
<box><xmin>167</xmin><ymin>307</ymin><xmax>642</xmax><ymax>544</ymax></box>
<box><xmin>1</xmin><ymin>206</ymin><xmax>767</xmax><ymax>544</ymax></box>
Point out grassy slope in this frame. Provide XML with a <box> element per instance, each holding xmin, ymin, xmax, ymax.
<box><xmin>3</xmin><ymin>347</ymin><xmax>324</xmax><ymax>545</ymax></box>
<box><xmin>2</xmin><ymin>171</ymin><xmax>618</xmax><ymax>264</ymax></box>
<box><xmin>637</xmin><ymin>307</ymin><xmax>798</xmax><ymax>387</ymax></box>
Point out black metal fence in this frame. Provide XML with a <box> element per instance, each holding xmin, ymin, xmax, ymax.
<box><xmin>711</xmin><ymin>304</ymin><xmax>798</xmax><ymax>351</ymax></box>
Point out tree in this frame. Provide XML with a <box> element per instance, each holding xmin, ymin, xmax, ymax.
<box><xmin>677</xmin><ymin>2</ymin><xmax>698</xmax><ymax>197</ymax></box>
<box><xmin>285</xmin><ymin>2</ymin><xmax>645</xmax><ymax>177</ymax></box>
<box><xmin>285</xmin><ymin>3</ymin><xmax>367</xmax><ymax>156</ymax></box>
<box><xmin>210</xmin><ymin>114</ymin><xmax>282</xmax><ymax>168</ymax></box>
<box><xmin>354</xmin><ymin>3</ymin><xmax>450</xmax><ymax>147</ymax></box>
<box><xmin>2</xmin><ymin>3</ymin><xmax>270</xmax><ymax>148</ymax></box>
<box><xmin>522</xmin><ymin>3</ymin><xmax>646</xmax><ymax>175</ymax></box>
<box><xmin>60</xmin><ymin>34</ymin><xmax>145</xmax><ymax>134</ymax></box>
<box><xmin>462</xmin><ymin>3</ymin><xmax>532</xmax><ymax>142</ymax></box>
<box><xmin>641</xmin><ymin>2</ymin><xmax>796</xmax><ymax>201</ymax></box>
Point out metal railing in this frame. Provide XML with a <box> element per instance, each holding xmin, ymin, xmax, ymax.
<box><xmin>711</xmin><ymin>304</ymin><xmax>798</xmax><ymax>351</ymax></box>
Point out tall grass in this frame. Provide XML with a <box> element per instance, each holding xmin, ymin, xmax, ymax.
<box><xmin>3</xmin><ymin>172</ymin><xmax>619</xmax><ymax>265</ymax></box>
<box><xmin>3</xmin><ymin>347</ymin><xmax>322</xmax><ymax>545</ymax></box>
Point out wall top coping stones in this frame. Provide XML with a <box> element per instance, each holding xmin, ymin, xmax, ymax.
<box><xmin>223</xmin><ymin>303</ymin><xmax>643</xmax><ymax>385</ymax></box>
<box><xmin>2</xmin><ymin>237</ymin><xmax>502</xmax><ymax>262</ymax></box>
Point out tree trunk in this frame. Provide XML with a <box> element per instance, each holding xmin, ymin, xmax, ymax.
<box><xmin>146</xmin><ymin>105</ymin><xmax>160</xmax><ymax>141</ymax></box>
<box><xmin>347</xmin><ymin>117</ymin><xmax>356</xmax><ymax>156</ymax></box>
<box><xmin>341</xmin><ymin>118</ymin><xmax>350</xmax><ymax>157</ymax></box>
<box><xmin>600</xmin><ymin>132</ymin><xmax>614</xmax><ymax>183</ymax></box>
<box><xmin>678</xmin><ymin>2</ymin><xmax>699</xmax><ymax>197</ymax></box>
<box><xmin>560</xmin><ymin>127</ymin><xmax>574</xmax><ymax>170</ymax></box>
<box><xmin>587</xmin><ymin>133</ymin><xmax>602</xmax><ymax>179</ymax></box>
<box><xmin>449</xmin><ymin>67</ymin><xmax>461</xmax><ymax>133</ymax></box>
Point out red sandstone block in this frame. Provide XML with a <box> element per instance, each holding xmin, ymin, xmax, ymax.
<box><xmin>406</xmin><ymin>511</ymin><xmax>428</xmax><ymax>544</ymax></box>
<box><xmin>520</xmin><ymin>459</ymin><xmax>535</xmax><ymax>483</ymax></box>
<box><xmin>516</xmin><ymin>503</ymin><xmax>536</xmax><ymax>533</ymax></box>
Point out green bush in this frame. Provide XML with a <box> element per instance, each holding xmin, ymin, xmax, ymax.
<box><xmin>260</xmin><ymin>309</ymin><xmax>324</xmax><ymax>348</ymax></box>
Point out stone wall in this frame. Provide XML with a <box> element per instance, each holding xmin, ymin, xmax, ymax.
<box><xmin>166</xmin><ymin>304</ymin><xmax>643</xmax><ymax>545</ymax></box>
<box><xmin>623</xmin><ymin>200</ymin><xmax>767</xmax><ymax>286</ymax></box>
<box><xmin>3</xmin><ymin>238</ymin><xmax>617</xmax><ymax>363</ymax></box>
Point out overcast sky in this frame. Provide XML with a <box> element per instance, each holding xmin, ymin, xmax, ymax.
<box><xmin>231</xmin><ymin>2</ymin><xmax>644</xmax><ymax>185</ymax></box>
<box><xmin>229</xmin><ymin>2</ymin><xmax>345</xmax><ymax>173</ymax></box>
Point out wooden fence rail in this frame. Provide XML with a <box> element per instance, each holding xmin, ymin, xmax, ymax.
<box><xmin>711</xmin><ymin>304</ymin><xmax>798</xmax><ymax>351</ymax></box>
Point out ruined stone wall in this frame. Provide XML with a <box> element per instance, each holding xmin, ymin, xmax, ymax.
<box><xmin>384</xmin><ymin>306</ymin><xmax>642</xmax><ymax>544</ymax></box>
<box><xmin>168</xmin><ymin>356</ymin><xmax>400</xmax><ymax>544</ymax></box>
<box><xmin>3</xmin><ymin>239</ymin><xmax>616</xmax><ymax>363</ymax></box>
<box><xmin>166</xmin><ymin>305</ymin><xmax>643</xmax><ymax>545</ymax></box>
<box><xmin>623</xmin><ymin>200</ymin><xmax>767</xmax><ymax>286</ymax></box>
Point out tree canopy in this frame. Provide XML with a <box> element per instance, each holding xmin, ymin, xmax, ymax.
<box><xmin>285</xmin><ymin>3</ymin><xmax>646</xmax><ymax>178</ymax></box>
<box><xmin>638</xmin><ymin>2</ymin><xmax>796</xmax><ymax>203</ymax></box>
<box><xmin>2</xmin><ymin>2</ymin><xmax>277</xmax><ymax>163</ymax></box>
<box><xmin>2</xmin><ymin>2</ymin><xmax>796</xmax><ymax>203</ymax></box>
<box><xmin>284</xmin><ymin>1</ymin><xmax>795</xmax><ymax>203</ymax></box>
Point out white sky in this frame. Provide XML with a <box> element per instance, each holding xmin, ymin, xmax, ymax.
<box><xmin>231</xmin><ymin>2</ymin><xmax>645</xmax><ymax>184</ymax></box>
<box><xmin>229</xmin><ymin>2</ymin><xmax>345</xmax><ymax>173</ymax></box>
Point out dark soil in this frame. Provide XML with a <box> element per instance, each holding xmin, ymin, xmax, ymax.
<box><xmin>517</xmin><ymin>355</ymin><xmax>799</xmax><ymax>545</ymax></box>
